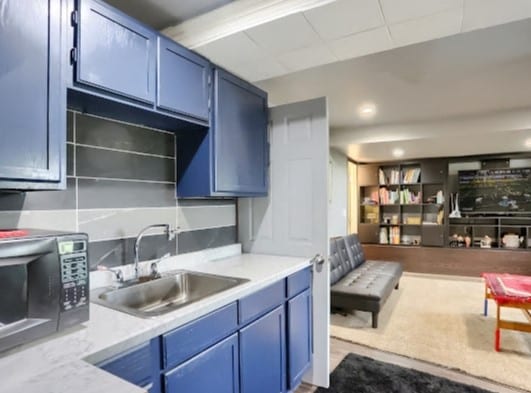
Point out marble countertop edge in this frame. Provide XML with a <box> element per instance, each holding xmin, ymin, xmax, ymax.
<box><xmin>0</xmin><ymin>246</ymin><xmax>310</xmax><ymax>393</ymax></box>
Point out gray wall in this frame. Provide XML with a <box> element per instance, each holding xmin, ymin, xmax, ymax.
<box><xmin>328</xmin><ymin>149</ymin><xmax>347</xmax><ymax>238</ymax></box>
<box><xmin>0</xmin><ymin>112</ymin><xmax>237</xmax><ymax>269</ymax></box>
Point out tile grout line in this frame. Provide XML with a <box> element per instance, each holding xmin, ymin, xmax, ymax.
<box><xmin>76</xmin><ymin>143</ymin><xmax>175</xmax><ymax>160</ymax></box>
<box><xmin>74</xmin><ymin>113</ymin><xmax>79</xmax><ymax>232</ymax></box>
<box><xmin>89</xmin><ymin>225</ymin><xmax>237</xmax><ymax>243</ymax></box>
<box><xmin>67</xmin><ymin>109</ymin><xmax>176</xmax><ymax>135</ymax></box>
<box><xmin>75</xmin><ymin>175</ymin><xmax>175</xmax><ymax>185</ymax></box>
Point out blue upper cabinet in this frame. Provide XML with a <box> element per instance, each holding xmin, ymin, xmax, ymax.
<box><xmin>176</xmin><ymin>68</ymin><xmax>269</xmax><ymax>197</ymax></box>
<box><xmin>0</xmin><ymin>0</ymin><xmax>65</xmax><ymax>190</ymax></box>
<box><xmin>157</xmin><ymin>36</ymin><xmax>210</xmax><ymax>122</ymax></box>
<box><xmin>214</xmin><ymin>69</ymin><xmax>268</xmax><ymax>195</ymax></box>
<box><xmin>74</xmin><ymin>0</ymin><xmax>156</xmax><ymax>104</ymax></box>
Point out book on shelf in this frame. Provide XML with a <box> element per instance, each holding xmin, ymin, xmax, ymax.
<box><xmin>402</xmin><ymin>168</ymin><xmax>421</xmax><ymax>184</ymax></box>
<box><xmin>379</xmin><ymin>168</ymin><xmax>400</xmax><ymax>184</ymax></box>
<box><xmin>390</xmin><ymin>226</ymin><xmax>400</xmax><ymax>245</ymax></box>
<box><xmin>379</xmin><ymin>187</ymin><xmax>399</xmax><ymax>204</ymax></box>
<box><xmin>399</xmin><ymin>188</ymin><xmax>422</xmax><ymax>204</ymax></box>
<box><xmin>378</xmin><ymin>169</ymin><xmax>386</xmax><ymax>185</ymax></box>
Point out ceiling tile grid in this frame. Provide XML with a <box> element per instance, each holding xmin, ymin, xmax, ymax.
<box><xmin>245</xmin><ymin>13</ymin><xmax>322</xmax><ymax>55</ymax></box>
<box><xmin>328</xmin><ymin>27</ymin><xmax>392</xmax><ymax>60</ymax></box>
<box><xmin>388</xmin><ymin>8</ymin><xmax>463</xmax><ymax>47</ymax></box>
<box><xmin>303</xmin><ymin>0</ymin><xmax>385</xmax><ymax>40</ymax></box>
<box><xmin>379</xmin><ymin>0</ymin><xmax>464</xmax><ymax>24</ymax></box>
<box><xmin>188</xmin><ymin>0</ymin><xmax>531</xmax><ymax>82</ymax></box>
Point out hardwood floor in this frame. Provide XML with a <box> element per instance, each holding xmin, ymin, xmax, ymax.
<box><xmin>296</xmin><ymin>337</ymin><xmax>527</xmax><ymax>393</ymax></box>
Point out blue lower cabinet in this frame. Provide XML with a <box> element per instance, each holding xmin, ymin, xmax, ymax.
<box><xmin>97</xmin><ymin>338</ymin><xmax>161</xmax><ymax>393</ymax></box>
<box><xmin>239</xmin><ymin>305</ymin><xmax>286</xmax><ymax>393</ymax></box>
<box><xmin>287</xmin><ymin>289</ymin><xmax>312</xmax><ymax>390</ymax></box>
<box><xmin>164</xmin><ymin>333</ymin><xmax>239</xmax><ymax>393</ymax></box>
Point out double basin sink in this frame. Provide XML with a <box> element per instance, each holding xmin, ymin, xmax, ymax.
<box><xmin>92</xmin><ymin>270</ymin><xmax>249</xmax><ymax>318</ymax></box>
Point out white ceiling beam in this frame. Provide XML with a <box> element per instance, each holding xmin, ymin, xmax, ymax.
<box><xmin>161</xmin><ymin>0</ymin><xmax>337</xmax><ymax>48</ymax></box>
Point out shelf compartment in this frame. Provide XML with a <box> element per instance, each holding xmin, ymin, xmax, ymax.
<box><xmin>379</xmin><ymin>166</ymin><xmax>400</xmax><ymax>185</ymax></box>
<box><xmin>360</xmin><ymin>185</ymin><xmax>379</xmax><ymax>206</ymax></box>
<box><xmin>401</xmin><ymin>225</ymin><xmax>421</xmax><ymax>246</ymax></box>
<box><xmin>401</xmin><ymin>165</ymin><xmax>421</xmax><ymax>184</ymax></box>
<box><xmin>360</xmin><ymin>205</ymin><xmax>379</xmax><ymax>224</ymax></box>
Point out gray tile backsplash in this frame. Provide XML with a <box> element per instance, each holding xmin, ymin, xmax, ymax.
<box><xmin>0</xmin><ymin>112</ymin><xmax>237</xmax><ymax>269</ymax></box>
<box><xmin>75</xmin><ymin>145</ymin><xmax>175</xmax><ymax>182</ymax></box>
<box><xmin>77</xmin><ymin>179</ymin><xmax>176</xmax><ymax>209</ymax></box>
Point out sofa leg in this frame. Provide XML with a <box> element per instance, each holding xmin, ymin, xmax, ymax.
<box><xmin>372</xmin><ymin>312</ymin><xmax>378</xmax><ymax>328</ymax></box>
<box><xmin>395</xmin><ymin>282</ymin><xmax>400</xmax><ymax>290</ymax></box>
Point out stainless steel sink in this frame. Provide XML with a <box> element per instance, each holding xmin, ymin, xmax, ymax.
<box><xmin>91</xmin><ymin>270</ymin><xmax>249</xmax><ymax>318</ymax></box>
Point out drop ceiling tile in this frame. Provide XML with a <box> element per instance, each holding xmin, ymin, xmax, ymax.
<box><xmin>277</xmin><ymin>44</ymin><xmax>338</xmax><ymax>72</ymax></box>
<box><xmin>328</xmin><ymin>27</ymin><xmax>393</xmax><ymax>61</ymax></box>
<box><xmin>230</xmin><ymin>57</ymin><xmax>288</xmax><ymax>82</ymax></box>
<box><xmin>389</xmin><ymin>8</ymin><xmax>462</xmax><ymax>47</ymax></box>
<box><xmin>194</xmin><ymin>32</ymin><xmax>265</xmax><ymax>69</ymax></box>
<box><xmin>303</xmin><ymin>0</ymin><xmax>384</xmax><ymax>40</ymax></box>
<box><xmin>245</xmin><ymin>13</ymin><xmax>321</xmax><ymax>55</ymax></box>
<box><xmin>462</xmin><ymin>0</ymin><xmax>531</xmax><ymax>32</ymax></box>
<box><xmin>380</xmin><ymin>0</ymin><xmax>463</xmax><ymax>24</ymax></box>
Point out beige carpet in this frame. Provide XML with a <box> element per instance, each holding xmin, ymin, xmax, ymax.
<box><xmin>330</xmin><ymin>274</ymin><xmax>531</xmax><ymax>392</ymax></box>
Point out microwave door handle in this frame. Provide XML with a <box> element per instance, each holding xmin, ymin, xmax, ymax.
<box><xmin>0</xmin><ymin>255</ymin><xmax>42</xmax><ymax>267</ymax></box>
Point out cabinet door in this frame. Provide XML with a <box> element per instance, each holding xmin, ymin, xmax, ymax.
<box><xmin>358</xmin><ymin>165</ymin><xmax>379</xmax><ymax>186</ymax></box>
<box><xmin>240</xmin><ymin>306</ymin><xmax>286</xmax><ymax>393</ymax></box>
<box><xmin>164</xmin><ymin>334</ymin><xmax>239</xmax><ymax>393</ymax></box>
<box><xmin>421</xmin><ymin>225</ymin><xmax>445</xmax><ymax>247</ymax></box>
<box><xmin>98</xmin><ymin>339</ymin><xmax>160</xmax><ymax>392</ymax></box>
<box><xmin>421</xmin><ymin>159</ymin><xmax>447</xmax><ymax>184</ymax></box>
<box><xmin>214</xmin><ymin>69</ymin><xmax>268</xmax><ymax>195</ymax></box>
<box><xmin>76</xmin><ymin>0</ymin><xmax>156</xmax><ymax>104</ymax></box>
<box><xmin>288</xmin><ymin>289</ymin><xmax>312</xmax><ymax>390</ymax></box>
<box><xmin>157</xmin><ymin>37</ymin><xmax>210</xmax><ymax>121</ymax></box>
<box><xmin>0</xmin><ymin>0</ymin><xmax>64</xmax><ymax>187</ymax></box>
<box><xmin>358</xmin><ymin>224</ymin><xmax>379</xmax><ymax>244</ymax></box>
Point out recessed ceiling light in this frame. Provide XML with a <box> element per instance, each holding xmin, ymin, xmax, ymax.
<box><xmin>392</xmin><ymin>148</ymin><xmax>404</xmax><ymax>158</ymax></box>
<box><xmin>358</xmin><ymin>103</ymin><xmax>376</xmax><ymax>119</ymax></box>
<box><xmin>525</xmin><ymin>138</ymin><xmax>531</xmax><ymax>148</ymax></box>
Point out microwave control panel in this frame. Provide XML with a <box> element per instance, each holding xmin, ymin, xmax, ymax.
<box><xmin>59</xmin><ymin>239</ymin><xmax>89</xmax><ymax>311</ymax></box>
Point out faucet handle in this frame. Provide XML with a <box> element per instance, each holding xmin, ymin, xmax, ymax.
<box><xmin>150</xmin><ymin>262</ymin><xmax>161</xmax><ymax>279</ymax></box>
<box><xmin>167</xmin><ymin>226</ymin><xmax>179</xmax><ymax>241</ymax></box>
<box><xmin>97</xmin><ymin>265</ymin><xmax>124</xmax><ymax>284</ymax></box>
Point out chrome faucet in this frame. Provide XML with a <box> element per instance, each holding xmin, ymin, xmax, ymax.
<box><xmin>134</xmin><ymin>224</ymin><xmax>175</xmax><ymax>280</ymax></box>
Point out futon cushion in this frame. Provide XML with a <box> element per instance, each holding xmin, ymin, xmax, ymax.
<box><xmin>344</xmin><ymin>234</ymin><xmax>366</xmax><ymax>268</ymax></box>
<box><xmin>332</xmin><ymin>268</ymin><xmax>395</xmax><ymax>301</ymax></box>
<box><xmin>357</xmin><ymin>260</ymin><xmax>403</xmax><ymax>278</ymax></box>
<box><xmin>330</xmin><ymin>259</ymin><xmax>402</xmax><ymax>313</ymax></box>
<box><xmin>330</xmin><ymin>238</ymin><xmax>348</xmax><ymax>286</ymax></box>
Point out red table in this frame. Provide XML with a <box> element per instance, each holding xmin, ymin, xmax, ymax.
<box><xmin>482</xmin><ymin>273</ymin><xmax>531</xmax><ymax>351</ymax></box>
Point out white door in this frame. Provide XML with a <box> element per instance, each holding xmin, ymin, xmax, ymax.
<box><xmin>238</xmin><ymin>97</ymin><xmax>330</xmax><ymax>388</ymax></box>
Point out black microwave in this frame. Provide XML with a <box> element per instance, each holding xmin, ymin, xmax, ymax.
<box><xmin>0</xmin><ymin>229</ymin><xmax>89</xmax><ymax>353</ymax></box>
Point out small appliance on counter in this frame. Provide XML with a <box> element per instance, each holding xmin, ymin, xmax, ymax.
<box><xmin>0</xmin><ymin>229</ymin><xmax>89</xmax><ymax>353</ymax></box>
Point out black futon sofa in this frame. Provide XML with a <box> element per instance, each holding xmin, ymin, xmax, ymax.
<box><xmin>330</xmin><ymin>234</ymin><xmax>402</xmax><ymax>328</ymax></box>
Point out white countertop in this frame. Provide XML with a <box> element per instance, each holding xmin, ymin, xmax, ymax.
<box><xmin>0</xmin><ymin>245</ymin><xmax>310</xmax><ymax>393</ymax></box>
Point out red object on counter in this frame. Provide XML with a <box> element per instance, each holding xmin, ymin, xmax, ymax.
<box><xmin>0</xmin><ymin>230</ymin><xmax>29</xmax><ymax>239</ymax></box>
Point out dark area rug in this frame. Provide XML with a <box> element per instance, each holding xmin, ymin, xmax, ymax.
<box><xmin>316</xmin><ymin>353</ymin><xmax>494</xmax><ymax>393</ymax></box>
